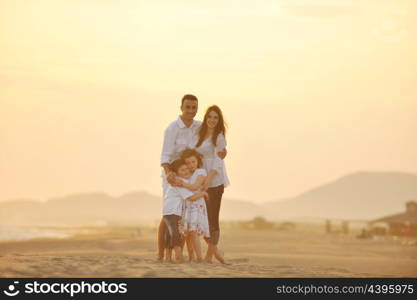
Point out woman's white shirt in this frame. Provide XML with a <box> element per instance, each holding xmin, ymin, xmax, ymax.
<box><xmin>190</xmin><ymin>133</ymin><xmax>230</xmax><ymax>188</ymax></box>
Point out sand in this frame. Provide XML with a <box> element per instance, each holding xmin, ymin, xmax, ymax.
<box><xmin>0</xmin><ymin>226</ymin><xmax>416</xmax><ymax>277</ymax></box>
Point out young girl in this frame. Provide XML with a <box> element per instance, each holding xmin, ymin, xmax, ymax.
<box><xmin>178</xmin><ymin>149</ymin><xmax>210</xmax><ymax>262</ymax></box>
<box><xmin>163</xmin><ymin>159</ymin><xmax>207</xmax><ymax>263</ymax></box>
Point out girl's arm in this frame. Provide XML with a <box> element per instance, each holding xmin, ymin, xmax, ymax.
<box><xmin>179</xmin><ymin>175</ymin><xmax>205</xmax><ymax>191</ymax></box>
<box><xmin>186</xmin><ymin>191</ymin><xmax>209</xmax><ymax>202</ymax></box>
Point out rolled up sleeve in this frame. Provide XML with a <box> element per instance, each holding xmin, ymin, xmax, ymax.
<box><xmin>212</xmin><ymin>134</ymin><xmax>227</xmax><ymax>173</ymax></box>
<box><xmin>161</xmin><ymin>125</ymin><xmax>176</xmax><ymax>165</ymax></box>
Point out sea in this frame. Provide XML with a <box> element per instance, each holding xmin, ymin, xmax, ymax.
<box><xmin>0</xmin><ymin>225</ymin><xmax>71</xmax><ymax>241</ymax></box>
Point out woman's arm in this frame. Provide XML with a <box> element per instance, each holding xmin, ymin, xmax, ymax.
<box><xmin>203</xmin><ymin>170</ymin><xmax>218</xmax><ymax>191</ymax></box>
<box><xmin>217</xmin><ymin>148</ymin><xmax>227</xmax><ymax>159</ymax></box>
<box><xmin>215</xmin><ymin>134</ymin><xmax>227</xmax><ymax>156</ymax></box>
<box><xmin>202</xmin><ymin>134</ymin><xmax>225</xmax><ymax>190</ymax></box>
<box><xmin>212</xmin><ymin>134</ymin><xmax>227</xmax><ymax>174</ymax></box>
<box><xmin>217</xmin><ymin>135</ymin><xmax>227</xmax><ymax>159</ymax></box>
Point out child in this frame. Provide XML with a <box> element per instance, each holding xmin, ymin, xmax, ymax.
<box><xmin>163</xmin><ymin>159</ymin><xmax>207</xmax><ymax>263</ymax></box>
<box><xmin>178</xmin><ymin>149</ymin><xmax>211</xmax><ymax>262</ymax></box>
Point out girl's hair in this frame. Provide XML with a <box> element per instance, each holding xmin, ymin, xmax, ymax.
<box><xmin>196</xmin><ymin>105</ymin><xmax>227</xmax><ymax>148</ymax></box>
<box><xmin>180</xmin><ymin>148</ymin><xmax>203</xmax><ymax>168</ymax></box>
<box><xmin>170</xmin><ymin>159</ymin><xmax>187</xmax><ymax>173</ymax></box>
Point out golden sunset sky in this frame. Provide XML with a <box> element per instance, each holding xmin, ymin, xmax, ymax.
<box><xmin>1</xmin><ymin>0</ymin><xmax>416</xmax><ymax>203</ymax></box>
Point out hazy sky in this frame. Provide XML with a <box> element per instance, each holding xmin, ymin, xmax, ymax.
<box><xmin>1</xmin><ymin>0</ymin><xmax>416</xmax><ymax>203</ymax></box>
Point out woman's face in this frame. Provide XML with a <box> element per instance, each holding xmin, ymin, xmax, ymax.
<box><xmin>176</xmin><ymin>164</ymin><xmax>191</xmax><ymax>179</ymax></box>
<box><xmin>185</xmin><ymin>156</ymin><xmax>199</xmax><ymax>172</ymax></box>
<box><xmin>206</xmin><ymin>110</ymin><xmax>219</xmax><ymax>129</ymax></box>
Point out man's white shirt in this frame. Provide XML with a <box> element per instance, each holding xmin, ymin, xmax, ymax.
<box><xmin>160</xmin><ymin>117</ymin><xmax>202</xmax><ymax>165</ymax></box>
<box><xmin>160</xmin><ymin>117</ymin><xmax>201</xmax><ymax>197</ymax></box>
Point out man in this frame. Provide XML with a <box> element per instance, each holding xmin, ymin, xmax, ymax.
<box><xmin>158</xmin><ymin>94</ymin><xmax>226</xmax><ymax>261</ymax></box>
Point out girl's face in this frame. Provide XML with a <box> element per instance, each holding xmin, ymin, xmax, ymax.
<box><xmin>206</xmin><ymin>110</ymin><xmax>219</xmax><ymax>129</ymax></box>
<box><xmin>176</xmin><ymin>164</ymin><xmax>191</xmax><ymax>179</ymax></box>
<box><xmin>185</xmin><ymin>156</ymin><xmax>199</xmax><ymax>172</ymax></box>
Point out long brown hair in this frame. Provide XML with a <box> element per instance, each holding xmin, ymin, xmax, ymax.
<box><xmin>196</xmin><ymin>105</ymin><xmax>226</xmax><ymax>148</ymax></box>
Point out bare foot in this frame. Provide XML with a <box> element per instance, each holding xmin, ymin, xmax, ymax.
<box><xmin>204</xmin><ymin>249</ymin><xmax>213</xmax><ymax>263</ymax></box>
<box><xmin>214</xmin><ymin>249</ymin><xmax>227</xmax><ymax>264</ymax></box>
<box><xmin>195</xmin><ymin>257</ymin><xmax>204</xmax><ymax>263</ymax></box>
<box><xmin>204</xmin><ymin>257</ymin><xmax>213</xmax><ymax>264</ymax></box>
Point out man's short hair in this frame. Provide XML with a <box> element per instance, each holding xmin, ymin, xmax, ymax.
<box><xmin>181</xmin><ymin>94</ymin><xmax>198</xmax><ymax>106</ymax></box>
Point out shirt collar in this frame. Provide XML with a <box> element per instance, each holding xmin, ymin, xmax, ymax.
<box><xmin>176</xmin><ymin>116</ymin><xmax>198</xmax><ymax>129</ymax></box>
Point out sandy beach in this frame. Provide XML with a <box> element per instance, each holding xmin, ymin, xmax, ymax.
<box><xmin>0</xmin><ymin>225</ymin><xmax>416</xmax><ymax>278</ymax></box>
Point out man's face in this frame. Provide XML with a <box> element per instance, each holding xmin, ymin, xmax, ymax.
<box><xmin>181</xmin><ymin>99</ymin><xmax>198</xmax><ymax>121</ymax></box>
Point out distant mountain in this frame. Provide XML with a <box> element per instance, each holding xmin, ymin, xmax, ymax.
<box><xmin>0</xmin><ymin>191</ymin><xmax>161</xmax><ymax>226</ymax></box>
<box><xmin>263</xmin><ymin>172</ymin><xmax>417</xmax><ymax>220</ymax></box>
<box><xmin>1</xmin><ymin>172</ymin><xmax>416</xmax><ymax>225</ymax></box>
<box><xmin>0</xmin><ymin>191</ymin><xmax>260</xmax><ymax>226</ymax></box>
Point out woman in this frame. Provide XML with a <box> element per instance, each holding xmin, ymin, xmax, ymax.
<box><xmin>190</xmin><ymin>105</ymin><xmax>230</xmax><ymax>263</ymax></box>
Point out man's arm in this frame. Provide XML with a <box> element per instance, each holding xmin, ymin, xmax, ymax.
<box><xmin>160</xmin><ymin>125</ymin><xmax>177</xmax><ymax>185</ymax></box>
<box><xmin>161</xmin><ymin>163</ymin><xmax>171</xmax><ymax>174</ymax></box>
<box><xmin>161</xmin><ymin>163</ymin><xmax>176</xmax><ymax>185</ymax></box>
<box><xmin>161</xmin><ymin>125</ymin><xmax>176</xmax><ymax>166</ymax></box>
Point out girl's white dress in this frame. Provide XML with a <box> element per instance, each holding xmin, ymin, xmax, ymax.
<box><xmin>182</xmin><ymin>168</ymin><xmax>210</xmax><ymax>237</ymax></box>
